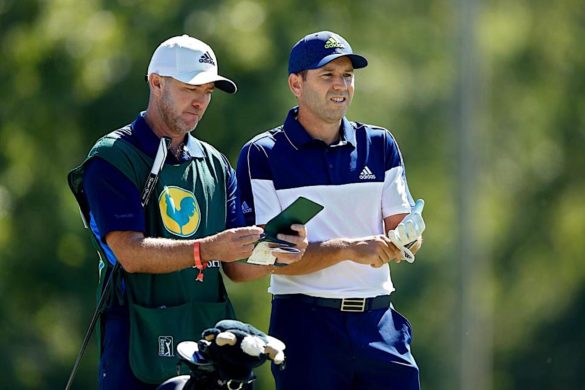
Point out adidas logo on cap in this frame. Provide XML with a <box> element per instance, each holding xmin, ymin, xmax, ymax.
<box><xmin>324</xmin><ymin>37</ymin><xmax>345</xmax><ymax>49</ymax></box>
<box><xmin>359</xmin><ymin>166</ymin><xmax>376</xmax><ymax>180</ymax></box>
<box><xmin>198</xmin><ymin>51</ymin><xmax>215</xmax><ymax>66</ymax></box>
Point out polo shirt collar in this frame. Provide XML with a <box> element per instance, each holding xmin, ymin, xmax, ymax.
<box><xmin>132</xmin><ymin>112</ymin><xmax>205</xmax><ymax>160</ymax></box>
<box><xmin>185</xmin><ymin>134</ymin><xmax>205</xmax><ymax>158</ymax></box>
<box><xmin>340</xmin><ymin>117</ymin><xmax>356</xmax><ymax>147</ymax></box>
<box><xmin>282</xmin><ymin>107</ymin><xmax>356</xmax><ymax>148</ymax></box>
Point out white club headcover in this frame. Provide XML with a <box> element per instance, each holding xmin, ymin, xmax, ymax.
<box><xmin>215</xmin><ymin>331</ymin><xmax>237</xmax><ymax>346</ymax></box>
<box><xmin>264</xmin><ymin>335</ymin><xmax>286</xmax><ymax>365</ymax></box>
<box><xmin>240</xmin><ymin>335</ymin><xmax>266</xmax><ymax>357</ymax></box>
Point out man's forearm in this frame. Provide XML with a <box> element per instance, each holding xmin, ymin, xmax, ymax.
<box><xmin>273</xmin><ymin>239</ymin><xmax>354</xmax><ymax>276</ymax></box>
<box><xmin>107</xmin><ymin>232</ymin><xmax>196</xmax><ymax>274</ymax></box>
<box><xmin>275</xmin><ymin>232</ymin><xmax>404</xmax><ymax>274</ymax></box>
<box><xmin>222</xmin><ymin>262</ymin><xmax>273</xmax><ymax>281</ymax></box>
<box><xmin>106</xmin><ymin>227</ymin><xmax>263</xmax><ymax>274</ymax></box>
<box><xmin>224</xmin><ymin>233</ymin><xmax>405</xmax><ymax>279</ymax></box>
<box><xmin>224</xmin><ymin>239</ymin><xmax>353</xmax><ymax>279</ymax></box>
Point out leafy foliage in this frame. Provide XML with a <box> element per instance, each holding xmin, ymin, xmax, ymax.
<box><xmin>0</xmin><ymin>0</ymin><xmax>583</xmax><ymax>389</ymax></box>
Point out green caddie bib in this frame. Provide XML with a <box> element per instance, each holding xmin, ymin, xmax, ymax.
<box><xmin>68</xmin><ymin>128</ymin><xmax>236</xmax><ymax>383</ymax></box>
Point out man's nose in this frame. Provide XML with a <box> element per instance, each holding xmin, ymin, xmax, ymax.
<box><xmin>191</xmin><ymin>93</ymin><xmax>207</xmax><ymax>108</ymax></box>
<box><xmin>332</xmin><ymin>75</ymin><xmax>349</xmax><ymax>90</ymax></box>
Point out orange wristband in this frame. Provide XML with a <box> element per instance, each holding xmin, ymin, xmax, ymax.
<box><xmin>193</xmin><ymin>242</ymin><xmax>207</xmax><ymax>282</ymax></box>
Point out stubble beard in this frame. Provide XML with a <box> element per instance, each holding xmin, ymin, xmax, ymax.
<box><xmin>320</xmin><ymin>102</ymin><xmax>348</xmax><ymax>124</ymax></box>
<box><xmin>159</xmin><ymin>94</ymin><xmax>198</xmax><ymax>136</ymax></box>
<box><xmin>315</xmin><ymin>88</ymin><xmax>351</xmax><ymax>123</ymax></box>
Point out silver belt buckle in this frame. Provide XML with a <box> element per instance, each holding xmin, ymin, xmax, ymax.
<box><xmin>340</xmin><ymin>298</ymin><xmax>366</xmax><ymax>312</ymax></box>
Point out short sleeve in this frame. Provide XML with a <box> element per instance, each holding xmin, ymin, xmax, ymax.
<box><xmin>83</xmin><ymin>158</ymin><xmax>145</xmax><ymax>241</ymax></box>
<box><xmin>381</xmin><ymin>131</ymin><xmax>413</xmax><ymax>217</ymax></box>
<box><xmin>237</xmin><ymin>140</ymin><xmax>281</xmax><ymax>226</ymax></box>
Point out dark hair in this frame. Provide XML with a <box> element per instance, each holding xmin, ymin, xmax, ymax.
<box><xmin>296</xmin><ymin>70</ymin><xmax>308</xmax><ymax>80</ymax></box>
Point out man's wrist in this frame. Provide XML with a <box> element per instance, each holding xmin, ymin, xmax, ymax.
<box><xmin>193</xmin><ymin>241</ymin><xmax>208</xmax><ymax>282</ymax></box>
<box><xmin>341</xmin><ymin>238</ymin><xmax>358</xmax><ymax>260</ymax></box>
<box><xmin>198</xmin><ymin>236</ymin><xmax>213</xmax><ymax>262</ymax></box>
<box><xmin>193</xmin><ymin>241</ymin><xmax>202</xmax><ymax>267</ymax></box>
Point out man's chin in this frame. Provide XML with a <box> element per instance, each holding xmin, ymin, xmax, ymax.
<box><xmin>324</xmin><ymin>110</ymin><xmax>346</xmax><ymax>123</ymax></box>
<box><xmin>178</xmin><ymin>119</ymin><xmax>199</xmax><ymax>134</ymax></box>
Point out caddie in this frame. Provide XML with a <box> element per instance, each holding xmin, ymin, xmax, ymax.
<box><xmin>68</xmin><ymin>34</ymin><xmax>307</xmax><ymax>389</ymax></box>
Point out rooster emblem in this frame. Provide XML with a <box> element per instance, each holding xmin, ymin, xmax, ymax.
<box><xmin>159</xmin><ymin>187</ymin><xmax>200</xmax><ymax>237</ymax></box>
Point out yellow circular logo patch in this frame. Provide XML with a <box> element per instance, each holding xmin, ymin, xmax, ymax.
<box><xmin>159</xmin><ymin>187</ymin><xmax>200</xmax><ymax>237</ymax></box>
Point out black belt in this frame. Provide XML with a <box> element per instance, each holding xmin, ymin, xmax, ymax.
<box><xmin>272</xmin><ymin>294</ymin><xmax>391</xmax><ymax>313</ymax></box>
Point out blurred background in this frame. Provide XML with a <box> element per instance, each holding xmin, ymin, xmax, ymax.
<box><xmin>1</xmin><ymin>0</ymin><xmax>584</xmax><ymax>389</ymax></box>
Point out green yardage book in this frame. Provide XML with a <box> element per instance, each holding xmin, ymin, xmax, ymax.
<box><xmin>263</xmin><ymin>196</ymin><xmax>324</xmax><ymax>241</ymax></box>
<box><xmin>247</xmin><ymin>196</ymin><xmax>324</xmax><ymax>265</ymax></box>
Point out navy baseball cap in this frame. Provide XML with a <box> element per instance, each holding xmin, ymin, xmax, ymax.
<box><xmin>288</xmin><ymin>31</ymin><xmax>368</xmax><ymax>74</ymax></box>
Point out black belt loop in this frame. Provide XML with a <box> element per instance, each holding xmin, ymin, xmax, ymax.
<box><xmin>272</xmin><ymin>294</ymin><xmax>391</xmax><ymax>313</ymax></box>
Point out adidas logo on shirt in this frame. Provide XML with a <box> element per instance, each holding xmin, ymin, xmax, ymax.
<box><xmin>359</xmin><ymin>166</ymin><xmax>376</xmax><ymax>180</ymax></box>
<box><xmin>241</xmin><ymin>201</ymin><xmax>252</xmax><ymax>214</ymax></box>
<box><xmin>198</xmin><ymin>51</ymin><xmax>215</xmax><ymax>65</ymax></box>
<box><xmin>324</xmin><ymin>37</ymin><xmax>345</xmax><ymax>49</ymax></box>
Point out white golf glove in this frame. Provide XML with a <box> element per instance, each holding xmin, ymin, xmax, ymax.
<box><xmin>387</xmin><ymin>199</ymin><xmax>426</xmax><ymax>263</ymax></box>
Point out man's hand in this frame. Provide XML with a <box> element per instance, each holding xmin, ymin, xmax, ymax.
<box><xmin>200</xmin><ymin>227</ymin><xmax>264</xmax><ymax>262</ymax></box>
<box><xmin>272</xmin><ymin>224</ymin><xmax>308</xmax><ymax>265</ymax></box>
<box><xmin>349</xmin><ymin>235</ymin><xmax>403</xmax><ymax>268</ymax></box>
<box><xmin>387</xmin><ymin>199</ymin><xmax>425</xmax><ymax>263</ymax></box>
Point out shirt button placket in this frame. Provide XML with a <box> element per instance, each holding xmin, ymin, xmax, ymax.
<box><xmin>325</xmin><ymin>148</ymin><xmax>334</xmax><ymax>183</ymax></box>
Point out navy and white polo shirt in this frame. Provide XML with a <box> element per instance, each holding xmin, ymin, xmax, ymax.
<box><xmin>237</xmin><ymin>107</ymin><xmax>414</xmax><ymax>298</ymax></box>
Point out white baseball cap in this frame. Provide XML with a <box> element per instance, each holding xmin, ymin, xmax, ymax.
<box><xmin>147</xmin><ymin>35</ymin><xmax>237</xmax><ymax>94</ymax></box>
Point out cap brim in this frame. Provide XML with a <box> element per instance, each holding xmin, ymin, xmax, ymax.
<box><xmin>174</xmin><ymin>71</ymin><xmax>237</xmax><ymax>94</ymax></box>
<box><xmin>316</xmin><ymin>53</ymin><xmax>368</xmax><ymax>70</ymax></box>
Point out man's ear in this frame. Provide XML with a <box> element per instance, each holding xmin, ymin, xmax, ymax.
<box><xmin>148</xmin><ymin>74</ymin><xmax>164</xmax><ymax>96</ymax></box>
<box><xmin>288</xmin><ymin>73</ymin><xmax>302</xmax><ymax>98</ymax></box>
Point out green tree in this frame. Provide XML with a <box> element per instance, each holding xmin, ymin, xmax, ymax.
<box><xmin>0</xmin><ymin>1</ymin><xmax>583</xmax><ymax>389</ymax></box>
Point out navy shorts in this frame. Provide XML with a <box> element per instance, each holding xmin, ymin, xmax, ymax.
<box><xmin>99</xmin><ymin>307</ymin><xmax>158</xmax><ymax>390</ymax></box>
<box><xmin>269</xmin><ymin>295</ymin><xmax>420</xmax><ymax>390</ymax></box>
